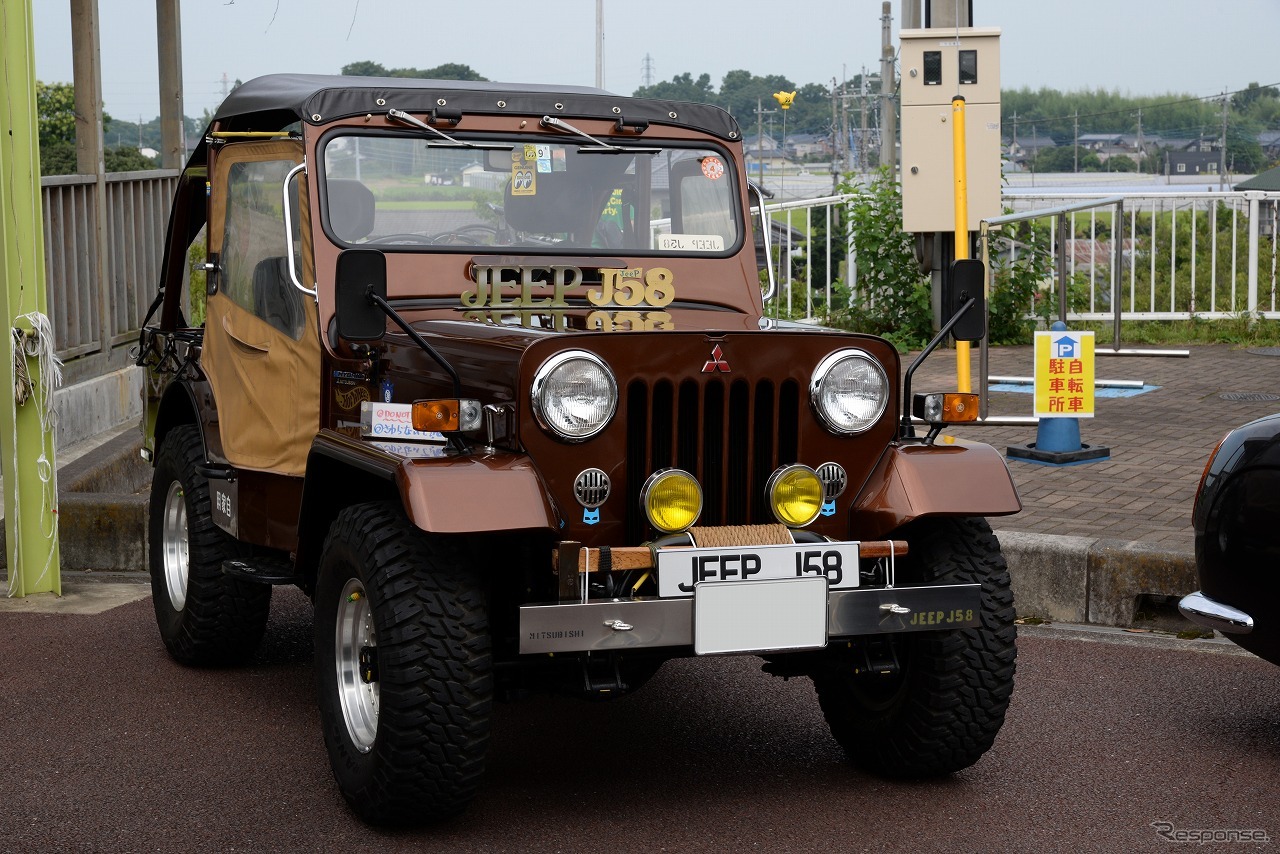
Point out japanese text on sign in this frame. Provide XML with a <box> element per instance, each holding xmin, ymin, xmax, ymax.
<box><xmin>1034</xmin><ymin>330</ymin><xmax>1095</xmax><ymax>418</ymax></box>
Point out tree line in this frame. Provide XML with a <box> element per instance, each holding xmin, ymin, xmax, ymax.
<box><xmin>35</xmin><ymin>60</ymin><xmax>1280</xmax><ymax>176</ymax></box>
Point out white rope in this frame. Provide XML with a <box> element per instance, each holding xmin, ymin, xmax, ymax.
<box><xmin>6</xmin><ymin>312</ymin><xmax>62</xmax><ymax>596</ymax></box>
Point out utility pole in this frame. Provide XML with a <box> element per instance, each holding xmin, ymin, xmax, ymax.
<box><xmin>859</xmin><ymin>68</ymin><xmax>868</xmax><ymax>171</ymax></box>
<box><xmin>754</xmin><ymin>98</ymin><xmax>776</xmax><ymax>185</ymax></box>
<box><xmin>593</xmin><ymin>0</ymin><xmax>604</xmax><ymax>88</ymax></box>
<box><xmin>157</xmin><ymin>0</ymin><xmax>184</xmax><ymax>168</ymax></box>
<box><xmin>1135</xmin><ymin>107</ymin><xmax>1143</xmax><ymax>174</ymax></box>
<box><xmin>830</xmin><ymin>77</ymin><xmax>841</xmax><ymax>192</ymax></box>
<box><xmin>1073</xmin><ymin>110</ymin><xmax>1079</xmax><ymax>173</ymax></box>
<box><xmin>902</xmin><ymin>0</ymin><xmax>921</xmax><ymax>29</ymax></box>
<box><xmin>879</xmin><ymin>1</ymin><xmax>895</xmax><ymax>169</ymax></box>
<box><xmin>1</xmin><ymin>0</ymin><xmax>62</xmax><ymax>597</ymax></box>
<box><xmin>1219</xmin><ymin>91</ymin><xmax>1229</xmax><ymax>190</ymax></box>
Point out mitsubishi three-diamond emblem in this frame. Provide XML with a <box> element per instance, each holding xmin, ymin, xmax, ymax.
<box><xmin>702</xmin><ymin>344</ymin><xmax>730</xmax><ymax>373</ymax></box>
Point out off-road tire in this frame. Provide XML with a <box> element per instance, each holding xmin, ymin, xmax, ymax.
<box><xmin>148</xmin><ymin>424</ymin><xmax>271</xmax><ymax>665</ymax></box>
<box><xmin>813</xmin><ymin>516</ymin><xmax>1016</xmax><ymax>777</ymax></box>
<box><xmin>315</xmin><ymin>502</ymin><xmax>492</xmax><ymax>825</ymax></box>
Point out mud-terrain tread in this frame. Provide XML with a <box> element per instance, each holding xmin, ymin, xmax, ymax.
<box><xmin>814</xmin><ymin>516</ymin><xmax>1016</xmax><ymax>777</ymax></box>
<box><xmin>316</xmin><ymin>502</ymin><xmax>491</xmax><ymax>825</ymax></box>
<box><xmin>149</xmin><ymin>424</ymin><xmax>271</xmax><ymax>665</ymax></box>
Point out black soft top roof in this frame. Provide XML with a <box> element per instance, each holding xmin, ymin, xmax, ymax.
<box><xmin>212</xmin><ymin>74</ymin><xmax>741</xmax><ymax>142</ymax></box>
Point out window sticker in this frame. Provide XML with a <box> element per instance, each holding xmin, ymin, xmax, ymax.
<box><xmin>701</xmin><ymin>156</ymin><xmax>725</xmax><ymax>180</ymax></box>
<box><xmin>552</xmin><ymin>148</ymin><xmax>567</xmax><ymax>171</ymax></box>
<box><xmin>536</xmin><ymin>144</ymin><xmax>552</xmax><ymax>173</ymax></box>
<box><xmin>511</xmin><ymin>152</ymin><xmax>536</xmax><ymax>195</ymax></box>
<box><xmin>657</xmin><ymin>234</ymin><xmax>725</xmax><ymax>252</ymax></box>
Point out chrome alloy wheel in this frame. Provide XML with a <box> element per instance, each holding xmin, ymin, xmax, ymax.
<box><xmin>161</xmin><ymin>481</ymin><xmax>190</xmax><ymax>611</ymax></box>
<box><xmin>335</xmin><ymin>578</ymin><xmax>379</xmax><ymax>752</ymax></box>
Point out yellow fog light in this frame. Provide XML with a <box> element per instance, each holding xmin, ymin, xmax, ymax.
<box><xmin>766</xmin><ymin>464</ymin><xmax>824</xmax><ymax>528</ymax></box>
<box><xmin>640</xmin><ymin>469</ymin><xmax>703</xmax><ymax>533</ymax></box>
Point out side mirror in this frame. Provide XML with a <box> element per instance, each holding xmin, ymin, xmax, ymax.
<box><xmin>335</xmin><ymin>249</ymin><xmax>387</xmax><ymax>341</ymax></box>
<box><xmin>945</xmin><ymin>258</ymin><xmax>986</xmax><ymax>343</ymax></box>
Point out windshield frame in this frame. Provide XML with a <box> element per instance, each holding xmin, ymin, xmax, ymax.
<box><xmin>315</xmin><ymin>126</ymin><xmax>745</xmax><ymax>260</ymax></box>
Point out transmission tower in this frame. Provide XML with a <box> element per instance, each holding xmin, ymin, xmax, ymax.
<box><xmin>641</xmin><ymin>54</ymin><xmax>655</xmax><ymax>88</ymax></box>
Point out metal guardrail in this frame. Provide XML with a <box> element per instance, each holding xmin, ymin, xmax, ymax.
<box><xmin>40</xmin><ymin>173</ymin><xmax>1279</xmax><ymax>392</ymax></box>
<box><xmin>40</xmin><ymin>169</ymin><xmax>178</xmax><ymax>381</ymax></box>
<box><xmin>766</xmin><ymin>187</ymin><xmax>1280</xmax><ymax>328</ymax></box>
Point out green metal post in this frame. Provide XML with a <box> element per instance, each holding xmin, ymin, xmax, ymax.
<box><xmin>0</xmin><ymin>0</ymin><xmax>62</xmax><ymax>597</ymax></box>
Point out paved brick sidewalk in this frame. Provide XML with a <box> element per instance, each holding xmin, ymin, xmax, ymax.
<box><xmin>909</xmin><ymin>343</ymin><xmax>1280</xmax><ymax>554</ymax></box>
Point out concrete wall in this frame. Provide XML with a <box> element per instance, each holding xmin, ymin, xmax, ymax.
<box><xmin>54</xmin><ymin>365</ymin><xmax>143</xmax><ymax>450</ymax></box>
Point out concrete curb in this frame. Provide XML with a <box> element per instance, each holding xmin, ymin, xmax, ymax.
<box><xmin>998</xmin><ymin>530</ymin><xmax>1196</xmax><ymax>629</ymax></box>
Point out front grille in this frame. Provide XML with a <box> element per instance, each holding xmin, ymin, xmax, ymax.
<box><xmin>626</xmin><ymin>377</ymin><xmax>801</xmax><ymax>540</ymax></box>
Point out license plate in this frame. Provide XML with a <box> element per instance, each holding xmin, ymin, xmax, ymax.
<box><xmin>656</xmin><ymin>542</ymin><xmax>860</xmax><ymax>598</ymax></box>
<box><xmin>694</xmin><ymin>576</ymin><xmax>828</xmax><ymax>654</ymax></box>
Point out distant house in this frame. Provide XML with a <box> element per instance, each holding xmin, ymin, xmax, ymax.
<box><xmin>1257</xmin><ymin>130</ymin><xmax>1280</xmax><ymax>160</ymax></box>
<box><xmin>1167</xmin><ymin>151</ymin><xmax>1219</xmax><ymax>175</ymax></box>
<box><xmin>1160</xmin><ymin>136</ymin><xmax>1217</xmax><ymax>153</ymax></box>
<box><xmin>742</xmin><ymin>133</ymin><xmax>780</xmax><ymax>152</ymax></box>
<box><xmin>1078</xmin><ymin>133</ymin><xmax>1121</xmax><ymax>151</ymax></box>
<box><xmin>1118</xmin><ymin>134</ymin><xmax>1157</xmax><ymax>151</ymax></box>
<box><xmin>1005</xmin><ymin>134</ymin><xmax>1056</xmax><ymax>165</ymax></box>
<box><xmin>744</xmin><ymin>150</ymin><xmax>792</xmax><ymax>174</ymax></box>
<box><xmin>786</xmin><ymin>133</ymin><xmax>831</xmax><ymax>158</ymax></box>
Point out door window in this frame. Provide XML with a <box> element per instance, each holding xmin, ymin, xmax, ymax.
<box><xmin>222</xmin><ymin>159</ymin><xmax>306</xmax><ymax>339</ymax></box>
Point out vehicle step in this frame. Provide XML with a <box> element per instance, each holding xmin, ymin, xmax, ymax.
<box><xmin>221</xmin><ymin>558</ymin><xmax>301</xmax><ymax>586</ymax></box>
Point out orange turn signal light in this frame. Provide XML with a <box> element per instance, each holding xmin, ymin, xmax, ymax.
<box><xmin>411</xmin><ymin>398</ymin><xmax>483</xmax><ymax>433</ymax></box>
<box><xmin>912</xmin><ymin>392</ymin><xmax>979</xmax><ymax>425</ymax></box>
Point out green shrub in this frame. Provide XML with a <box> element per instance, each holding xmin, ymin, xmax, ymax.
<box><xmin>831</xmin><ymin>167</ymin><xmax>934</xmax><ymax>350</ymax></box>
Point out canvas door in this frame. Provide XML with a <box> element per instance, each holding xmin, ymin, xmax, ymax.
<box><xmin>203</xmin><ymin>140</ymin><xmax>320</xmax><ymax>475</ymax></box>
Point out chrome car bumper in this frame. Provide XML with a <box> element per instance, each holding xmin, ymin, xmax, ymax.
<box><xmin>1178</xmin><ymin>591</ymin><xmax>1254</xmax><ymax>635</ymax></box>
<box><xmin>519</xmin><ymin>582</ymin><xmax>983</xmax><ymax>655</ymax></box>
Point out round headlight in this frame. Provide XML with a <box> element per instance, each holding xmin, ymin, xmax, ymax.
<box><xmin>810</xmin><ymin>349</ymin><xmax>890</xmax><ymax>435</ymax></box>
<box><xmin>532</xmin><ymin>350</ymin><xmax>618</xmax><ymax>441</ymax></box>
<box><xmin>640</xmin><ymin>469</ymin><xmax>703</xmax><ymax>533</ymax></box>
<box><xmin>766</xmin><ymin>464</ymin><xmax>824</xmax><ymax>527</ymax></box>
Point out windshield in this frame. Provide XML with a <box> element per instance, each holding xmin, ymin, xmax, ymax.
<box><xmin>320</xmin><ymin>134</ymin><xmax>740</xmax><ymax>255</ymax></box>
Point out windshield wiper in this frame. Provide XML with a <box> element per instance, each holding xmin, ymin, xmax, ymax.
<box><xmin>539</xmin><ymin>115</ymin><xmax>661</xmax><ymax>154</ymax></box>
<box><xmin>386</xmin><ymin>109</ymin><xmax>513</xmax><ymax>150</ymax></box>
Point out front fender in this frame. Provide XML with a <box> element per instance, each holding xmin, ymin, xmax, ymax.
<box><xmin>396</xmin><ymin>453</ymin><xmax>558</xmax><ymax>534</ymax></box>
<box><xmin>850</xmin><ymin>438</ymin><xmax>1021</xmax><ymax>540</ymax></box>
<box><xmin>296</xmin><ymin>431</ymin><xmax>558</xmax><ymax>591</ymax></box>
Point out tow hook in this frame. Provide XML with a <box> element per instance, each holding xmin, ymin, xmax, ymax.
<box><xmin>359</xmin><ymin>645</ymin><xmax>378</xmax><ymax>684</ymax></box>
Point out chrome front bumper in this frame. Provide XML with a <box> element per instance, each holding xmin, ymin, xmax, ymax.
<box><xmin>519</xmin><ymin>582</ymin><xmax>983</xmax><ymax>655</ymax></box>
<box><xmin>1178</xmin><ymin>591</ymin><xmax>1255</xmax><ymax>635</ymax></box>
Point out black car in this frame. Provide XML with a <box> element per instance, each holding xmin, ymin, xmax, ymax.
<box><xmin>1180</xmin><ymin>413</ymin><xmax>1280</xmax><ymax>664</ymax></box>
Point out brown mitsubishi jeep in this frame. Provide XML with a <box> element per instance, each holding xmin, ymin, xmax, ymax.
<box><xmin>137</xmin><ymin>73</ymin><xmax>1021</xmax><ymax>825</ymax></box>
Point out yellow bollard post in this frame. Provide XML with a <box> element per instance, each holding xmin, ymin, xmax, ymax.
<box><xmin>0</xmin><ymin>0</ymin><xmax>62</xmax><ymax>597</ymax></box>
<box><xmin>952</xmin><ymin>95</ymin><xmax>971</xmax><ymax>393</ymax></box>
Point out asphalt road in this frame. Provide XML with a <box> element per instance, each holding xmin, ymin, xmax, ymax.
<box><xmin>4</xmin><ymin>586</ymin><xmax>1278</xmax><ymax>853</ymax></box>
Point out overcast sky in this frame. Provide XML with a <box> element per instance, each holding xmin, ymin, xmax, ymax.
<box><xmin>30</xmin><ymin>0</ymin><xmax>1280</xmax><ymax>122</ymax></box>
